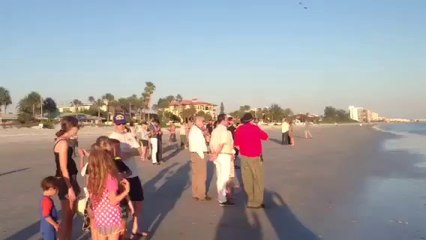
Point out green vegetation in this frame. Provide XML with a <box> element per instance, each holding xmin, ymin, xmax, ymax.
<box><xmin>0</xmin><ymin>86</ymin><xmax>12</xmax><ymax>115</ymax></box>
<box><xmin>322</xmin><ymin>106</ymin><xmax>356</xmax><ymax>123</ymax></box>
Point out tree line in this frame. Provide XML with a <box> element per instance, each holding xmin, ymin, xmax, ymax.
<box><xmin>1</xmin><ymin>84</ymin><xmax>356</xmax><ymax>125</ymax></box>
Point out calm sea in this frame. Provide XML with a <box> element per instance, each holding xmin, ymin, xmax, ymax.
<box><xmin>378</xmin><ymin>123</ymin><xmax>426</xmax><ymax>136</ymax></box>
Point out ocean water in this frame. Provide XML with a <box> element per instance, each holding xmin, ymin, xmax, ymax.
<box><xmin>375</xmin><ymin>123</ymin><xmax>426</xmax><ymax>163</ymax></box>
<box><xmin>351</xmin><ymin>123</ymin><xmax>426</xmax><ymax>239</ymax></box>
<box><xmin>378</xmin><ymin>123</ymin><xmax>426</xmax><ymax>136</ymax></box>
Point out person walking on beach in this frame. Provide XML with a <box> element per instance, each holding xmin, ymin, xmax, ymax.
<box><xmin>281</xmin><ymin>119</ymin><xmax>290</xmax><ymax>145</ymax></box>
<box><xmin>188</xmin><ymin>116</ymin><xmax>211</xmax><ymax>201</ymax></box>
<box><xmin>210</xmin><ymin>114</ymin><xmax>235</xmax><ymax>206</ymax></box>
<box><xmin>304</xmin><ymin>119</ymin><xmax>313</xmax><ymax>139</ymax></box>
<box><xmin>53</xmin><ymin>116</ymin><xmax>81</xmax><ymax>240</ymax></box>
<box><xmin>109</xmin><ymin>114</ymin><xmax>148</xmax><ymax>239</ymax></box>
<box><xmin>289</xmin><ymin>120</ymin><xmax>295</xmax><ymax>146</ymax></box>
<box><xmin>234</xmin><ymin>113</ymin><xmax>268</xmax><ymax>209</ymax></box>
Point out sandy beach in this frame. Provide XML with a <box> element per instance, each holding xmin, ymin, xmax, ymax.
<box><xmin>1</xmin><ymin>125</ymin><xmax>425</xmax><ymax>240</ymax></box>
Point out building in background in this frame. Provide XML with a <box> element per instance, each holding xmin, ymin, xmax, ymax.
<box><xmin>349</xmin><ymin>106</ymin><xmax>382</xmax><ymax>122</ymax></box>
<box><xmin>166</xmin><ymin>98</ymin><xmax>217</xmax><ymax>119</ymax></box>
<box><xmin>59</xmin><ymin>103</ymin><xmax>107</xmax><ymax>113</ymax></box>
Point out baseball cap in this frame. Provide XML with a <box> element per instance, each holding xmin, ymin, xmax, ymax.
<box><xmin>113</xmin><ymin>113</ymin><xmax>127</xmax><ymax>125</ymax></box>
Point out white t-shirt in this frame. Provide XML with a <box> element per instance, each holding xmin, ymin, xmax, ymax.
<box><xmin>109</xmin><ymin>131</ymin><xmax>141</xmax><ymax>178</ymax></box>
<box><xmin>281</xmin><ymin>122</ymin><xmax>290</xmax><ymax>133</ymax></box>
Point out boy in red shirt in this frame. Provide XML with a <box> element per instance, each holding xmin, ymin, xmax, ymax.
<box><xmin>40</xmin><ymin>176</ymin><xmax>59</xmax><ymax>240</ymax></box>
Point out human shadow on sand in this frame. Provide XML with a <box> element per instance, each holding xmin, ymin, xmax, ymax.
<box><xmin>214</xmin><ymin>189</ymin><xmax>318</xmax><ymax>240</ymax></box>
<box><xmin>142</xmin><ymin>161</ymin><xmax>191</xmax><ymax>238</ymax></box>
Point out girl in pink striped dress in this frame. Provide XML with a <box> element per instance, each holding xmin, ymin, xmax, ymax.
<box><xmin>88</xmin><ymin>149</ymin><xmax>130</xmax><ymax>239</ymax></box>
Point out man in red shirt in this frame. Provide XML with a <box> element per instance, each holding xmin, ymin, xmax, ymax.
<box><xmin>234</xmin><ymin>113</ymin><xmax>269</xmax><ymax>208</ymax></box>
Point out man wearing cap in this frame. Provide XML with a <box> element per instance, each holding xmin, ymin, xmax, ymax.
<box><xmin>234</xmin><ymin>112</ymin><xmax>269</xmax><ymax>209</ymax></box>
<box><xmin>210</xmin><ymin>114</ymin><xmax>235</xmax><ymax>206</ymax></box>
<box><xmin>188</xmin><ymin>116</ymin><xmax>211</xmax><ymax>201</ymax></box>
<box><xmin>109</xmin><ymin>113</ymin><xmax>148</xmax><ymax>237</ymax></box>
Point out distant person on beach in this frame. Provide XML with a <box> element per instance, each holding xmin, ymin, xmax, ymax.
<box><xmin>210</xmin><ymin>114</ymin><xmax>236</xmax><ymax>206</ymax></box>
<box><xmin>304</xmin><ymin>120</ymin><xmax>313</xmax><ymax>139</ymax></box>
<box><xmin>149</xmin><ymin>119</ymin><xmax>162</xmax><ymax>165</ymax></box>
<box><xmin>179</xmin><ymin>120</ymin><xmax>188</xmax><ymax>149</ymax></box>
<box><xmin>40</xmin><ymin>176</ymin><xmax>59</xmax><ymax>240</ymax></box>
<box><xmin>137</xmin><ymin>122</ymin><xmax>150</xmax><ymax>161</ymax></box>
<box><xmin>168</xmin><ymin>122</ymin><xmax>177</xmax><ymax>147</ymax></box>
<box><xmin>234</xmin><ymin>113</ymin><xmax>268</xmax><ymax>209</ymax></box>
<box><xmin>109</xmin><ymin>114</ymin><xmax>148</xmax><ymax>239</ymax></box>
<box><xmin>289</xmin><ymin>120</ymin><xmax>295</xmax><ymax>146</ymax></box>
<box><xmin>53</xmin><ymin>116</ymin><xmax>81</xmax><ymax>240</ymax></box>
<box><xmin>281</xmin><ymin>119</ymin><xmax>290</xmax><ymax>145</ymax></box>
<box><xmin>188</xmin><ymin>116</ymin><xmax>211</xmax><ymax>201</ymax></box>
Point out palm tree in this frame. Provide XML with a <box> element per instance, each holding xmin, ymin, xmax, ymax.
<box><xmin>17</xmin><ymin>91</ymin><xmax>42</xmax><ymax>120</ymax></box>
<box><xmin>70</xmin><ymin>99</ymin><xmax>83</xmax><ymax>113</ymax></box>
<box><xmin>102</xmin><ymin>93</ymin><xmax>115</xmax><ymax>121</ymax></box>
<box><xmin>0</xmin><ymin>87</ymin><xmax>12</xmax><ymax>115</ymax></box>
<box><xmin>89</xmin><ymin>96</ymin><xmax>103</xmax><ymax>118</ymax></box>
<box><xmin>141</xmin><ymin>82</ymin><xmax>156</xmax><ymax>120</ymax></box>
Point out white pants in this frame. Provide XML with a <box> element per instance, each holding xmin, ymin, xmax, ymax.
<box><xmin>150</xmin><ymin>138</ymin><xmax>158</xmax><ymax>163</ymax></box>
<box><xmin>214</xmin><ymin>154</ymin><xmax>232</xmax><ymax>203</ymax></box>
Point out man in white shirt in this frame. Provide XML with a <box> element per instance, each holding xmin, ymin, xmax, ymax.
<box><xmin>188</xmin><ymin>116</ymin><xmax>211</xmax><ymax>201</ymax></box>
<box><xmin>108</xmin><ymin>113</ymin><xmax>148</xmax><ymax>237</ymax></box>
<box><xmin>210</xmin><ymin>114</ymin><xmax>235</xmax><ymax>206</ymax></box>
<box><xmin>281</xmin><ymin>119</ymin><xmax>290</xmax><ymax>145</ymax></box>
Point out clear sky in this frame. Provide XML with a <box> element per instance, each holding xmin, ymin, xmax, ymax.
<box><xmin>1</xmin><ymin>0</ymin><xmax>425</xmax><ymax>118</ymax></box>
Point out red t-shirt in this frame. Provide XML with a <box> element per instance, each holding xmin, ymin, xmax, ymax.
<box><xmin>41</xmin><ymin>196</ymin><xmax>54</xmax><ymax>217</ymax></box>
<box><xmin>234</xmin><ymin>123</ymin><xmax>268</xmax><ymax>157</ymax></box>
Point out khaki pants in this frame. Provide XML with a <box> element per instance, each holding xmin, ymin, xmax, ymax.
<box><xmin>241</xmin><ymin>156</ymin><xmax>264</xmax><ymax>207</ymax></box>
<box><xmin>190</xmin><ymin>153</ymin><xmax>207</xmax><ymax>199</ymax></box>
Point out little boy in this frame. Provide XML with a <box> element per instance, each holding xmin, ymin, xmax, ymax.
<box><xmin>40</xmin><ymin>176</ymin><xmax>59</xmax><ymax>240</ymax></box>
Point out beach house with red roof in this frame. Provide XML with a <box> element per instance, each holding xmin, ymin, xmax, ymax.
<box><xmin>166</xmin><ymin>98</ymin><xmax>217</xmax><ymax>119</ymax></box>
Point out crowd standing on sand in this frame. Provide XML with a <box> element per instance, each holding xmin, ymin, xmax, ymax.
<box><xmin>39</xmin><ymin>111</ymin><xmax>276</xmax><ymax>239</ymax></box>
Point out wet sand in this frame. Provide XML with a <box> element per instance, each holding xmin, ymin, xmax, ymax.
<box><xmin>1</xmin><ymin>125</ymin><xmax>425</xmax><ymax>240</ymax></box>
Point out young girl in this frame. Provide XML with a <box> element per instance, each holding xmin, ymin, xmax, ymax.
<box><xmin>88</xmin><ymin>149</ymin><xmax>130</xmax><ymax>240</ymax></box>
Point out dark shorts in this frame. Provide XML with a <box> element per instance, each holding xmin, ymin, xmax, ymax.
<box><xmin>57</xmin><ymin>175</ymin><xmax>81</xmax><ymax>201</ymax></box>
<box><xmin>127</xmin><ymin>176</ymin><xmax>144</xmax><ymax>202</ymax></box>
<box><xmin>141</xmin><ymin>140</ymin><xmax>149</xmax><ymax>147</ymax></box>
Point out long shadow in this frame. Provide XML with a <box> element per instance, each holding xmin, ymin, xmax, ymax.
<box><xmin>264</xmin><ymin>190</ymin><xmax>319</xmax><ymax>240</ymax></box>
<box><xmin>0</xmin><ymin>167</ymin><xmax>30</xmax><ymax>177</ymax></box>
<box><xmin>162</xmin><ymin>147</ymin><xmax>182</xmax><ymax>162</ymax></box>
<box><xmin>206</xmin><ymin>160</ymin><xmax>215</xmax><ymax>193</ymax></box>
<box><xmin>142</xmin><ymin>161</ymin><xmax>191</xmax><ymax>237</ymax></box>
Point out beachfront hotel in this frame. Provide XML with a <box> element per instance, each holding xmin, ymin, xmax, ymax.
<box><xmin>349</xmin><ymin>106</ymin><xmax>381</xmax><ymax>122</ymax></box>
<box><xmin>165</xmin><ymin>98</ymin><xmax>217</xmax><ymax>119</ymax></box>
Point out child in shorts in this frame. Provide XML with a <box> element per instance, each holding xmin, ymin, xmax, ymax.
<box><xmin>40</xmin><ymin>176</ymin><xmax>59</xmax><ymax>240</ymax></box>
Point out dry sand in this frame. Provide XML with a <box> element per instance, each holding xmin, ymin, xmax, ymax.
<box><xmin>1</xmin><ymin>125</ymin><xmax>425</xmax><ymax>240</ymax></box>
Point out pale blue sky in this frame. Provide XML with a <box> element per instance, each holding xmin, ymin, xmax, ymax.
<box><xmin>1</xmin><ymin>0</ymin><xmax>425</xmax><ymax>118</ymax></box>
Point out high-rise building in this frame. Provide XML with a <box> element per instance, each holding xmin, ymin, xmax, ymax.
<box><xmin>348</xmin><ymin>106</ymin><xmax>363</xmax><ymax>122</ymax></box>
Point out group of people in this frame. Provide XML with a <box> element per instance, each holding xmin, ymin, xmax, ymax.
<box><xmin>188</xmin><ymin>112</ymin><xmax>269</xmax><ymax>208</ymax></box>
<box><xmin>39</xmin><ymin>112</ymin><xmax>270</xmax><ymax>240</ymax></box>
<box><xmin>40</xmin><ymin>114</ymin><xmax>150</xmax><ymax>240</ymax></box>
<box><xmin>281</xmin><ymin>118</ymin><xmax>313</xmax><ymax>146</ymax></box>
